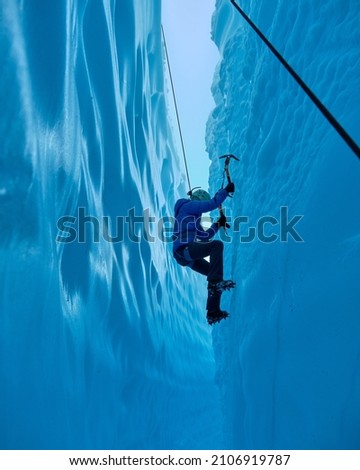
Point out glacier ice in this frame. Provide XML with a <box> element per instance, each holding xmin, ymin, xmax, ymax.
<box><xmin>1</xmin><ymin>0</ymin><xmax>359</xmax><ymax>451</ymax></box>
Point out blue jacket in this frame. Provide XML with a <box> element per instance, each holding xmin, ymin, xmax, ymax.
<box><xmin>172</xmin><ymin>189</ymin><xmax>228</xmax><ymax>253</ymax></box>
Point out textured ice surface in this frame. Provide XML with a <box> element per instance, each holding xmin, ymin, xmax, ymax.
<box><xmin>0</xmin><ymin>0</ymin><xmax>222</xmax><ymax>449</ymax></box>
<box><xmin>1</xmin><ymin>0</ymin><xmax>359</xmax><ymax>451</ymax></box>
<box><xmin>208</xmin><ymin>0</ymin><xmax>360</xmax><ymax>449</ymax></box>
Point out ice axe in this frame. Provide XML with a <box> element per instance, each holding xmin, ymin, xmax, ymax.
<box><xmin>218</xmin><ymin>154</ymin><xmax>239</xmax><ymax>230</ymax></box>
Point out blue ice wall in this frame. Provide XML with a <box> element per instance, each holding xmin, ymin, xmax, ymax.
<box><xmin>2</xmin><ymin>0</ymin><xmax>359</xmax><ymax>452</ymax></box>
<box><xmin>0</xmin><ymin>0</ymin><xmax>222</xmax><ymax>449</ymax></box>
<box><xmin>207</xmin><ymin>0</ymin><xmax>360</xmax><ymax>449</ymax></box>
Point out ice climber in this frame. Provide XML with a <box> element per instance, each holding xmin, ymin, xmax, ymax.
<box><xmin>172</xmin><ymin>183</ymin><xmax>236</xmax><ymax>325</ymax></box>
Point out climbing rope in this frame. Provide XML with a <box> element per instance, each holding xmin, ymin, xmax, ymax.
<box><xmin>161</xmin><ymin>25</ymin><xmax>193</xmax><ymax>192</ymax></box>
<box><xmin>230</xmin><ymin>0</ymin><xmax>360</xmax><ymax>161</ymax></box>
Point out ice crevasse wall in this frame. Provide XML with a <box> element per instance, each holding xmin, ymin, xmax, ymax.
<box><xmin>0</xmin><ymin>0</ymin><xmax>223</xmax><ymax>449</ymax></box>
<box><xmin>207</xmin><ymin>0</ymin><xmax>360</xmax><ymax>449</ymax></box>
<box><xmin>1</xmin><ymin>0</ymin><xmax>360</xmax><ymax>451</ymax></box>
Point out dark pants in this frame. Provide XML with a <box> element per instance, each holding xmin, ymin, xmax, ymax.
<box><xmin>187</xmin><ymin>240</ymin><xmax>224</xmax><ymax>282</ymax></box>
<box><xmin>187</xmin><ymin>240</ymin><xmax>224</xmax><ymax>312</ymax></box>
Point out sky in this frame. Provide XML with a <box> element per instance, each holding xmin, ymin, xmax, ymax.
<box><xmin>161</xmin><ymin>0</ymin><xmax>219</xmax><ymax>193</ymax></box>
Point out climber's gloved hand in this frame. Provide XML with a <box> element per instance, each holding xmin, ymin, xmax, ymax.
<box><xmin>224</xmin><ymin>182</ymin><xmax>235</xmax><ymax>193</ymax></box>
<box><xmin>217</xmin><ymin>213</ymin><xmax>230</xmax><ymax>229</ymax></box>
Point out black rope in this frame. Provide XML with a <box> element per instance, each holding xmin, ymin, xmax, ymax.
<box><xmin>161</xmin><ymin>25</ymin><xmax>193</xmax><ymax>191</ymax></box>
<box><xmin>230</xmin><ymin>0</ymin><xmax>360</xmax><ymax>160</ymax></box>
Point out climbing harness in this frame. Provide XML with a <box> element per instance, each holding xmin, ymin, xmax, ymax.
<box><xmin>161</xmin><ymin>25</ymin><xmax>193</xmax><ymax>192</ymax></box>
<box><xmin>230</xmin><ymin>0</ymin><xmax>360</xmax><ymax>161</ymax></box>
<box><xmin>219</xmin><ymin>154</ymin><xmax>239</xmax><ymax>229</ymax></box>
